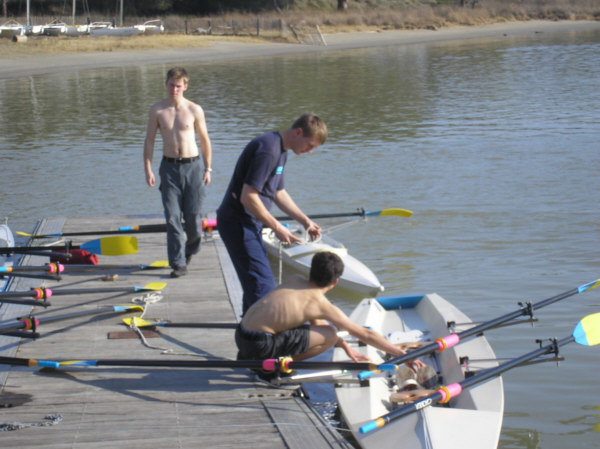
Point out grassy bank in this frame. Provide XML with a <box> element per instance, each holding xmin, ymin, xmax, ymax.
<box><xmin>1</xmin><ymin>0</ymin><xmax>599</xmax><ymax>56</ymax></box>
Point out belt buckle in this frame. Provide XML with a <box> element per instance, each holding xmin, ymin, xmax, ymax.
<box><xmin>175</xmin><ymin>157</ymin><xmax>183</xmax><ymax>163</ymax></box>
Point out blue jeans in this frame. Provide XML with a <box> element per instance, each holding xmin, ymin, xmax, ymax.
<box><xmin>216</xmin><ymin>212</ymin><xmax>276</xmax><ymax>314</ymax></box>
<box><xmin>159</xmin><ymin>158</ymin><xmax>206</xmax><ymax>268</ymax></box>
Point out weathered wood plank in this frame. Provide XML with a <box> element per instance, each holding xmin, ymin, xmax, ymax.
<box><xmin>0</xmin><ymin>215</ymin><xmax>347</xmax><ymax>448</ymax></box>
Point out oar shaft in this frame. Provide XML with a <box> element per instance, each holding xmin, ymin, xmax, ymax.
<box><xmin>0</xmin><ymin>289</ymin><xmax>47</xmax><ymax>299</ymax></box>
<box><xmin>361</xmin><ymin>335</ymin><xmax>575</xmax><ymax>433</ymax></box>
<box><xmin>0</xmin><ymin>355</ymin><xmax>376</xmax><ymax>371</ymax></box>
<box><xmin>60</xmin><ymin>264</ymin><xmax>165</xmax><ymax>272</ymax></box>
<box><xmin>0</xmin><ymin>244</ymin><xmax>80</xmax><ymax>254</ymax></box>
<box><xmin>0</xmin><ymin>306</ymin><xmax>142</xmax><ymax>335</ymax></box>
<box><xmin>0</xmin><ymin>264</ymin><xmax>60</xmax><ymax>273</ymax></box>
<box><xmin>0</xmin><ymin>298</ymin><xmax>51</xmax><ymax>307</ymax></box>
<box><xmin>47</xmin><ymin>287</ymin><xmax>138</xmax><ymax>295</ymax></box>
<box><xmin>385</xmin><ymin>280</ymin><xmax>598</xmax><ymax>366</ymax></box>
<box><xmin>151</xmin><ymin>322</ymin><xmax>238</xmax><ymax>329</ymax></box>
<box><xmin>0</xmin><ymin>286</ymin><xmax>136</xmax><ymax>299</ymax></box>
<box><xmin>275</xmin><ymin>210</ymin><xmax>365</xmax><ymax>221</ymax></box>
<box><xmin>0</xmin><ymin>271</ymin><xmax>61</xmax><ymax>281</ymax></box>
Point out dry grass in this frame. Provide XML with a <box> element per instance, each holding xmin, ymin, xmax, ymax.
<box><xmin>1</xmin><ymin>0</ymin><xmax>598</xmax><ymax>56</ymax></box>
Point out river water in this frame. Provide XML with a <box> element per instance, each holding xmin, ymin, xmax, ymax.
<box><xmin>1</xmin><ymin>26</ymin><xmax>599</xmax><ymax>448</ymax></box>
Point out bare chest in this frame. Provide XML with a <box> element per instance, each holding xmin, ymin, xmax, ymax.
<box><xmin>158</xmin><ymin>108</ymin><xmax>195</xmax><ymax>133</ymax></box>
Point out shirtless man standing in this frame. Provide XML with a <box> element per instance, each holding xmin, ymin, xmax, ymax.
<box><xmin>236</xmin><ymin>251</ymin><xmax>423</xmax><ymax>383</ymax></box>
<box><xmin>144</xmin><ymin>67</ymin><xmax>213</xmax><ymax>278</ymax></box>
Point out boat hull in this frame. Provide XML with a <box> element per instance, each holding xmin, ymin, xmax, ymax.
<box><xmin>0</xmin><ymin>224</ymin><xmax>15</xmax><ymax>292</ymax></box>
<box><xmin>333</xmin><ymin>294</ymin><xmax>504</xmax><ymax>449</ymax></box>
<box><xmin>262</xmin><ymin>227</ymin><xmax>384</xmax><ymax>297</ymax></box>
<box><xmin>90</xmin><ymin>27</ymin><xmax>143</xmax><ymax>37</ymax></box>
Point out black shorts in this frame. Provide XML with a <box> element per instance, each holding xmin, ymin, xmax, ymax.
<box><xmin>235</xmin><ymin>324</ymin><xmax>310</xmax><ymax>360</ymax></box>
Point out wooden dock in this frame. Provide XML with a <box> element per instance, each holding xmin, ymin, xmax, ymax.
<box><xmin>0</xmin><ymin>215</ymin><xmax>352</xmax><ymax>448</ymax></box>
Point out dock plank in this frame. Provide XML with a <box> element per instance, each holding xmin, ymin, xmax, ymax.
<box><xmin>0</xmin><ymin>215</ymin><xmax>348</xmax><ymax>449</ymax></box>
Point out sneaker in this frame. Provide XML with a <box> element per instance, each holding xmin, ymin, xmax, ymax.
<box><xmin>170</xmin><ymin>266</ymin><xmax>188</xmax><ymax>278</ymax></box>
<box><xmin>253</xmin><ymin>370</ymin><xmax>301</xmax><ymax>390</ymax></box>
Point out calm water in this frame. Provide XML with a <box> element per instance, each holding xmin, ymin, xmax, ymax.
<box><xmin>1</xmin><ymin>27</ymin><xmax>599</xmax><ymax>448</ymax></box>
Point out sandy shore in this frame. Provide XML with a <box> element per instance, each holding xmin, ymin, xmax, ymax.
<box><xmin>1</xmin><ymin>20</ymin><xmax>598</xmax><ymax>80</ymax></box>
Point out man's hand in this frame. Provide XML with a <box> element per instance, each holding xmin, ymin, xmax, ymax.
<box><xmin>146</xmin><ymin>170</ymin><xmax>155</xmax><ymax>187</ymax></box>
<box><xmin>305</xmin><ymin>221</ymin><xmax>322</xmax><ymax>241</ymax></box>
<box><xmin>274</xmin><ymin>223</ymin><xmax>303</xmax><ymax>245</ymax></box>
<box><xmin>407</xmin><ymin>359</ymin><xmax>426</xmax><ymax>370</ymax></box>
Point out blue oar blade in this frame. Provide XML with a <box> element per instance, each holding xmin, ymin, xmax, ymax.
<box><xmin>578</xmin><ymin>279</ymin><xmax>600</xmax><ymax>294</ymax></box>
<box><xmin>572</xmin><ymin>313</ymin><xmax>600</xmax><ymax>346</ymax></box>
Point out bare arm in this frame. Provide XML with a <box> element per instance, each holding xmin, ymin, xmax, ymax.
<box><xmin>274</xmin><ymin>189</ymin><xmax>321</xmax><ymax>240</ymax></box>
<box><xmin>194</xmin><ymin>105</ymin><xmax>212</xmax><ymax>186</ymax></box>
<box><xmin>240</xmin><ymin>184</ymin><xmax>301</xmax><ymax>244</ymax></box>
<box><xmin>143</xmin><ymin>107</ymin><xmax>159</xmax><ymax>187</ymax></box>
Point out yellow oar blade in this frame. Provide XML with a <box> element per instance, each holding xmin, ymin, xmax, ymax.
<box><xmin>123</xmin><ymin>317</ymin><xmax>154</xmax><ymax>327</ymax></box>
<box><xmin>141</xmin><ymin>282</ymin><xmax>167</xmax><ymax>291</ymax></box>
<box><xmin>378</xmin><ymin>208</ymin><xmax>413</xmax><ymax>217</ymax></box>
<box><xmin>573</xmin><ymin>313</ymin><xmax>600</xmax><ymax>346</ymax></box>
<box><xmin>365</xmin><ymin>208</ymin><xmax>413</xmax><ymax>218</ymax></box>
<box><xmin>149</xmin><ymin>261</ymin><xmax>169</xmax><ymax>268</ymax></box>
<box><xmin>96</xmin><ymin>236</ymin><xmax>138</xmax><ymax>256</ymax></box>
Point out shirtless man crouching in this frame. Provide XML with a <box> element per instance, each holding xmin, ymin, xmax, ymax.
<box><xmin>236</xmin><ymin>251</ymin><xmax>424</xmax><ymax>385</ymax></box>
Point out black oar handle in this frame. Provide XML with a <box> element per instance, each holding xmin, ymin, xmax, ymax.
<box><xmin>275</xmin><ymin>209</ymin><xmax>365</xmax><ymax>221</ymax></box>
<box><xmin>0</xmin><ymin>243</ymin><xmax>79</xmax><ymax>254</ymax></box>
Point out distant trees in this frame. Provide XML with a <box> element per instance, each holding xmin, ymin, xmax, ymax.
<box><xmin>2</xmin><ymin>0</ymin><xmax>290</xmax><ymax>17</ymax></box>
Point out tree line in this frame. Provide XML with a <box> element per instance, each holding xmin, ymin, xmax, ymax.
<box><xmin>3</xmin><ymin>0</ymin><xmax>298</xmax><ymax>18</ymax></box>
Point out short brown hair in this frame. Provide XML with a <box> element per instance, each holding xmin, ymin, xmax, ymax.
<box><xmin>291</xmin><ymin>113</ymin><xmax>327</xmax><ymax>145</ymax></box>
<box><xmin>310</xmin><ymin>251</ymin><xmax>344</xmax><ymax>287</ymax></box>
<box><xmin>166</xmin><ymin>67</ymin><xmax>189</xmax><ymax>84</ymax></box>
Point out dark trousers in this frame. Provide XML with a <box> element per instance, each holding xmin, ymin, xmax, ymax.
<box><xmin>216</xmin><ymin>212</ymin><xmax>276</xmax><ymax>314</ymax></box>
<box><xmin>159</xmin><ymin>158</ymin><xmax>206</xmax><ymax>268</ymax></box>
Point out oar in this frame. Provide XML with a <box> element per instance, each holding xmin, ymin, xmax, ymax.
<box><xmin>16</xmin><ymin>220</ymin><xmax>216</xmax><ymax>239</ymax></box>
<box><xmin>359</xmin><ymin>312</ymin><xmax>600</xmax><ymax>435</ymax></box>
<box><xmin>0</xmin><ymin>260</ymin><xmax>169</xmax><ymax>274</ymax></box>
<box><xmin>0</xmin><ymin>298</ymin><xmax>52</xmax><ymax>308</ymax></box>
<box><xmin>0</xmin><ymin>354</ymin><xmax>389</xmax><ymax>372</ymax></box>
<box><xmin>0</xmin><ymin>304</ymin><xmax>144</xmax><ymax>336</ymax></box>
<box><xmin>275</xmin><ymin>207</ymin><xmax>413</xmax><ymax>221</ymax></box>
<box><xmin>0</xmin><ymin>271</ymin><xmax>62</xmax><ymax>281</ymax></box>
<box><xmin>0</xmin><ymin>282</ymin><xmax>167</xmax><ymax>300</ymax></box>
<box><xmin>0</xmin><ymin>236</ymin><xmax>138</xmax><ymax>256</ymax></box>
<box><xmin>359</xmin><ymin>278</ymin><xmax>600</xmax><ymax>379</ymax></box>
<box><xmin>123</xmin><ymin>316</ymin><xmax>237</xmax><ymax>329</ymax></box>
<box><xmin>59</xmin><ymin>260</ymin><xmax>169</xmax><ymax>272</ymax></box>
<box><xmin>16</xmin><ymin>224</ymin><xmax>167</xmax><ymax>238</ymax></box>
<box><xmin>0</xmin><ymin>263</ymin><xmax>64</xmax><ymax>274</ymax></box>
<box><xmin>15</xmin><ymin>210</ymin><xmax>411</xmax><ymax>239</ymax></box>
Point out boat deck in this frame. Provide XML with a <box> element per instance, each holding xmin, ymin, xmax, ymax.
<box><xmin>0</xmin><ymin>215</ymin><xmax>350</xmax><ymax>448</ymax></box>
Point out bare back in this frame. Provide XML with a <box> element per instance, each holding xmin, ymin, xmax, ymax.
<box><xmin>241</xmin><ymin>276</ymin><xmax>333</xmax><ymax>333</ymax></box>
